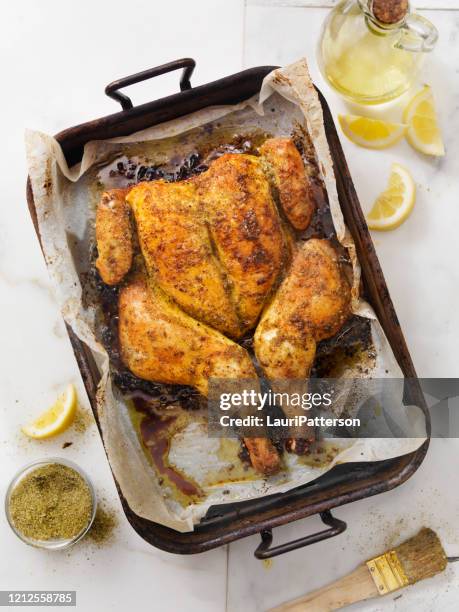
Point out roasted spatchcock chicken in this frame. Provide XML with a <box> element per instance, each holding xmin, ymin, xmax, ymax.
<box><xmin>95</xmin><ymin>137</ymin><xmax>351</xmax><ymax>476</ymax></box>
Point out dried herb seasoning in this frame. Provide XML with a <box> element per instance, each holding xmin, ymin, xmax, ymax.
<box><xmin>9</xmin><ymin>463</ymin><xmax>93</xmax><ymax>541</ymax></box>
<box><xmin>88</xmin><ymin>505</ymin><xmax>117</xmax><ymax>545</ymax></box>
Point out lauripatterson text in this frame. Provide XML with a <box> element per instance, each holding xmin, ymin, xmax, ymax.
<box><xmin>219</xmin><ymin>415</ymin><xmax>360</xmax><ymax>427</ymax></box>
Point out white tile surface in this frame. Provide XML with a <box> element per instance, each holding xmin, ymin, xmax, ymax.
<box><xmin>232</xmin><ymin>4</ymin><xmax>459</xmax><ymax>611</ymax></box>
<box><xmin>1</xmin><ymin>1</ymin><xmax>459</xmax><ymax>610</ymax></box>
<box><xmin>244</xmin><ymin>5</ymin><xmax>459</xmax><ymax>378</ymax></box>
<box><xmin>0</xmin><ymin>0</ymin><xmax>244</xmax><ymax>610</ymax></box>
<box><xmin>227</xmin><ymin>439</ymin><xmax>459</xmax><ymax>612</ymax></box>
<box><xmin>248</xmin><ymin>0</ymin><xmax>459</xmax><ymax>10</ymax></box>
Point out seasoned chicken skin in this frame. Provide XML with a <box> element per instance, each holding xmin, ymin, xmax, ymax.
<box><xmin>254</xmin><ymin>239</ymin><xmax>351</xmax><ymax>381</ymax></box>
<box><xmin>95</xmin><ymin>189</ymin><xmax>132</xmax><ymax>285</ymax></box>
<box><xmin>197</xmin><ymin>154</ymin><xmax>287</xmax><ymax>333</ymax></box>
<box><xmin>126</xmin><ymin>180</ymin><xmax>241</xmax><ymax>338</ymax></box>
<box><xmin>119</xmin><ymin>270</ymin><xmax>255</xmax><ymax>395</ymax></box>
<box><xmin>254</xmin><ymin>239</ymin><xmax>350</xmax><ymax>450</ymax></box>
<box><xmin>260</xmin><ymin>138</ymin><xmax>316</xmax><ymax>230</ymax></box>
<box><xmin>95</xmin><ymin>137</ymin><xmax>328</xmax><ymax>475</ymax></box>
<box><xmin>96</xmin><ymin>138</ymin><xmax>317</xmax><ymax>304</ymax></box>
<box><xmin>124</xmin><ymin>153</ymin><xmax>288</xmax><ymax>337</ymax></box>
<box><xmin>119</xmin><ymin>269</ymin><xmax>280</xmax><ymax>475</ymax></box>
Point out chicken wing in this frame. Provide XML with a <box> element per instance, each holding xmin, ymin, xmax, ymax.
<box><xmin>118</xmin><ymin>269</ymin><xmax>281</xmax><ymax>475</ymax></box>
<box><xmin>95</xmin><ymin>189</ymin><xmax>133</xmax><ymax>285</ymax></box>
<box><xmin>259</xmin><ymin>137</ymin><xmax>317</xmax><ymax>231</ymax></box>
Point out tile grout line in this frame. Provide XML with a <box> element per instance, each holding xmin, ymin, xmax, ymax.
<box><xmin>229</xmin><ymin>4</ymin><xmax>246</xmax><ymax>605</ymax></box>
<box><xmin>242</xmin><ymin>0</ymin><xmax>248</xmax><ymax>69</ymax></box>
<box><xmin>225</xmin><ymin>544</ymin><xmax>230</xmax><ymax>612</ymax></box>
<box><xmin>247</xmin><ymin>1</ymin><xmax>459</xmax><ymax>9</ymax></box>
<box><xmin>229</xmin><ymin>2</ymin><xmax>245</xmax><ymax>609</ymax></box>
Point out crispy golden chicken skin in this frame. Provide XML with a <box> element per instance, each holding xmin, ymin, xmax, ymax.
<box><xmin>94</xmin><ymin>138</ymin><xmax>329</xmax><ymax>475</ymax></box>
<box><xmin>119</xmin><ymin>270</ymin><xmax>255</xmax><ymax>394</ymax></box>
<box><xmin>118</xmin><ymin>270</ymin><xmax>280</xmax><ymax>475</ymax></box>
<box><xmin>259</xmin><ymin>137</ymin><xmax>316</xmax><ymax>230</ymax></box>
<box><xmin>95</xmin><ymin>189</ymin><xmax>133</xmax><ymax>285</ymax></box>
<box><xmin>254</xmin><ymin>239</ymin><xmax>350</xmax><ymax>452</ymax></box>
<box><xmin>197</xmin><ymin>154</ymin><xmax>286</xmax><ymax>332</ymax></box>
<box><xmin>126</xmin><ymin>180</ymin><xmax>241</xmax><ymax>338</ymax></box>
<box><xmin>125</xmin><ymin>153</ymin><xmax>290</xmax><ymax>337</ymax></box>
<box><xmin>254</xmin><ymin>239</ymin><xmax>351</xmax><ymax>381</ymax></box>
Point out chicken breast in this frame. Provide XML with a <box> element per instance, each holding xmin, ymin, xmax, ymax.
<box><xmin>197</xmin><ymin>154</ymin><xmax>287</xmax><ymax>332</ymax></box>
<box><xmin>126</xmin><ymin>180</ymin><xmax>242</xmax><ymax>339</ymax></box>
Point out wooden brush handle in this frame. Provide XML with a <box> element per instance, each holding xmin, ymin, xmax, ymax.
<box><xmin>268</xmin><ymin>565</ymin><xmax>379</xmax><ymax>612</ymax></box>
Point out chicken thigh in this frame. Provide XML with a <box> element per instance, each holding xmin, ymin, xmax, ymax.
<box><xmin>119</xmin><ymin>268</ymin><xmax>281</xmax><ymax>475</ymax></box>
<box><xmin>254</xmin><ymin>239</ymin><xmax>351</xmax><ymax>447</ymax></box>
<box><xmin>254</xmin><ymin>239</ymin><xmax>351</xmax><ymax>380</ymax></box>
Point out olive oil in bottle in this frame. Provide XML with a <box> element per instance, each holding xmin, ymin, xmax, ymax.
<box><xmin>317</xmin><ymin>0</ymin><xmax>438</xmax><ymax>105</ymax></box>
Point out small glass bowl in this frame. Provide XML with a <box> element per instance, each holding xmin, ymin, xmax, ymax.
<box><xmin>5</xmin><ymin>457</ymin><xmax>97</xmax><ymax>550</ymax></box>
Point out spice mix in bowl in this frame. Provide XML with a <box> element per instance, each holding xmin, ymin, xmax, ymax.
<box><xmin>5</xmin><ymin>458</ymin><xmax>96</xmax><ymax>549</ymax></box>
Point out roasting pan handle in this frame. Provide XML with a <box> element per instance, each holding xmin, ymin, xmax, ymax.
<box><xmin>105</xmin><ymin>58</ymin><xmax>196</xmax><ymax>110</ymax></box>
<box><xmin>254</xmin><ymin>511</ymin><xmax>347</xmax><ymax>559</ymax></box>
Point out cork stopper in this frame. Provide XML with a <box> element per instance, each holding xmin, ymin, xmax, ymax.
<box><xmin>372</xmin><ymin>0</ymin><xmax>408</xmax><ymax>24</ymax></box>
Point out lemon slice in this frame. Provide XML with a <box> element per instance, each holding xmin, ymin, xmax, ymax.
<box><xmin>338</xmin><ymin>114</ymin><xmax>407</xmax><ymax>149</ymax></box>
<box><xmin>21</xmin><ymin>384</ymin><xmax>78</xmax><ymax>439</ymax></box>
<box><xmin>403</xmin><ymin>86</ymin><xmax>444</xmax><ymax>156</ymax></box>
<box><xmin>366</xmin><ymin>164</ymin><xmax>415</xmax><ymax>231</ymax></box>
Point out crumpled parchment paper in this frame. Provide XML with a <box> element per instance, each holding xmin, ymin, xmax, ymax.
<box><xmin>25</xmin><ymin>59</ymin><xmax>424</xmax><ymax>532</ymax></box>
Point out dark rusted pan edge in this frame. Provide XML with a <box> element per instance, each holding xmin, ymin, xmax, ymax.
<box><xmin>54</xmin><ymin>66</ymin><xmax>276</xmax><ymax>167</ymax></box>
<box><xmin>320</xmin><ymin>93</ymin><xmax>417</xmax><ymax>380</ymax></box>
<box><xmin>120</xmin><ymin>443</ymin><xmax>427</xmax><ymax>555</ymax></box>
<box><xmin>25</xmin><ymin>63</ymin><xmax>428</xmax><ymax>555</ymax></box>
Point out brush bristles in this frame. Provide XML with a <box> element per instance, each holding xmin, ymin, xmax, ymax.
<box><xmin>395</xmin><ymin>528</ymin><xmax>447</xmax><ymax>584</ymax></box>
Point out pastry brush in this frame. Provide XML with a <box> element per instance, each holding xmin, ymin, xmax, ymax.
<box><xmin>269</xmin><ymin>527</ymin><xmax>456</xmax><ymax>612</ymax></box>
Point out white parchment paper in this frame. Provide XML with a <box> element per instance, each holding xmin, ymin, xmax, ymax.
<box><xmin>25</xmin><ymin>59</ymin><xmax>424</xmax><ymax>532</ymax></box>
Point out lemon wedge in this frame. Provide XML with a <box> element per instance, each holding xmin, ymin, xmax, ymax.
<box><xmin>21</xmin><ymin>384</ymin><xmax>78</xmax><ymax>439</ymax></box>
<box><xmin>338</xmin><ymin>114</ymin><xmax>407</xmax><ymax>149</ymax></box>
<box><xmin>403</xmin><ymin>86</ymin><xmax>445</xmax><ymax>156</ymax></box>
<box><xmin>366</xmin><ymin>164</ymin><xmax>416</xmax><ymax>231</ymax></box>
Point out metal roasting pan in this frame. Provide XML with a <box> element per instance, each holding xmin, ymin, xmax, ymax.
<box><xmin>26</xmin><ymin>58</ymin><xmax>428</xmax><ymax>558</ymax></box>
